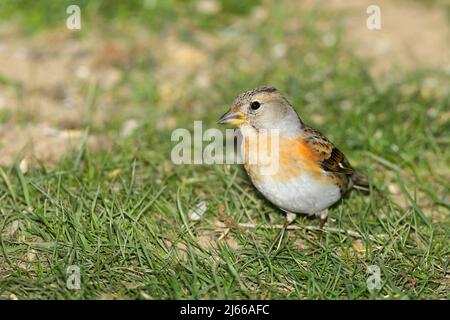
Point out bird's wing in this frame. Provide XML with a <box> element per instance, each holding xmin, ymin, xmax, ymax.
<box><xmin>302</xmin><ymin>125</ymin><xmax>354</xmax><ymax>175</ymax></box>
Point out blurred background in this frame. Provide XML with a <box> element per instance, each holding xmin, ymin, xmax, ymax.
<box><xmin>0</xmin><ymin>0</ymin><xmax>449</xmax><ymax>299</ymax></box>
<box><xmin>0</xmin><ymin>0</ymin><xmax>448</xmax><ymax>166</ymax></box>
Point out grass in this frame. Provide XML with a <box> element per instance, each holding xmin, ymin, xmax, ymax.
<box><xmin>0</xmin><ymin>0</ymin><xmax>449</xmax><ymax>299</ymax></box>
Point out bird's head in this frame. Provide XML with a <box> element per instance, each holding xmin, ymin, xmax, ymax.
<box><xmin>218</xmin><ymin>86</ymin><xmax>302</xmax><ymax>135</ymax></box>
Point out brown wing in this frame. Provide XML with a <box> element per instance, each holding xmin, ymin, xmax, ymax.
<box><xmin>302</xmin><ymin>125</ymin><xmax>354</xmax><ymax>175</ymax></box>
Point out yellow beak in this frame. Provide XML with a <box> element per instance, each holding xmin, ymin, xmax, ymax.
<box><xmin>218</xmin><ymin>110</ymin><xmax>246</xmax><ymax>125</ymax></box>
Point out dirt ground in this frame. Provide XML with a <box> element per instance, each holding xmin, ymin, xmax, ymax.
<box><xmin>315</xmin><ymin>0</ymin><xmax>450</xmax><ymax>75</ymax></box>
<box><xmin>0</xmin><ymin>0</ymin><xmax>448</xmax><ymax>166</ymax></box>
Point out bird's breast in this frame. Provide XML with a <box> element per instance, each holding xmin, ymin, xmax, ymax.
<box><xmin>240</xmin><ymin>130</ymin><xmax>341</xmax><ymax>214</ymax></box>
<box><xmin>248</xmin><ymin>171</ymin><xmax>341</xmax><ymax>214</ymax></box>
<box><xmin>240</xmin><ymin>130</ymin><xmax>323</xmax><ymax>182</ymax></box>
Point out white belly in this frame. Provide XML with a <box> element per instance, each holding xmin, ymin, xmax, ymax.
<box><xmin>251</xmin><ymin>173</ymin><xmax>341</xmax><ymax>214</ymax></box>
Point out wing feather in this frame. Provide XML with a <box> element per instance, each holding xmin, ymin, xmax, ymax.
<box><xmin>302</xmin><ymin>125</ymin><xmax>354</xmax><ymax>175</ymax></box>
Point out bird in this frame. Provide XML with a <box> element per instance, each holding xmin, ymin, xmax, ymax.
<box><xmin>218</xmin><ymin>86</ymin><xmax>368</xmax><ymax>228</ymax></box>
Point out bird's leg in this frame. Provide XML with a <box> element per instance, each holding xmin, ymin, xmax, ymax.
<box><xmin>274</xmin><ymin>211</ymin><xmax>297</xmax><ymax>250</ymax></box>
<box><xmin>273</xmin><ymin>212</ymin><xmax>296</xmax><ymax>251</ymax></box>
<box><xmin>318</xmin><ymin>209</ymin><xmax>328</xmax><ymax>229</ymax></box>
<box><xmin>285</xmin><ymin>212</ymin><xmax>297</xmax><ymax>227</ymax></box>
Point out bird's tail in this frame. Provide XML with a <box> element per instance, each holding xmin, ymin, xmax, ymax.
<box><xmin>352</xmin><ymin>171</ymin><xmax>369</xmax><ymax>192</ymax></box>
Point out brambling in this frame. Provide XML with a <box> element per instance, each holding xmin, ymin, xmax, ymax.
<box><xmin>218</xmin><ymin>86</ymin><xmax>368</xmax><ymax>228</ymax></box>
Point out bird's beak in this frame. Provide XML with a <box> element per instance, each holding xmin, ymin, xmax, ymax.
<box><xmin>218</xmin><ymin>110</ymin><xmax>246</xmax><ymax>125</ymax></box>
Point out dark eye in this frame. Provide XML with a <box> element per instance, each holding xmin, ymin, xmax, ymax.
<box><xmin>250</xmin><ymin>101</ymin><xmax>260</xmax><ymax>110</ymax></box>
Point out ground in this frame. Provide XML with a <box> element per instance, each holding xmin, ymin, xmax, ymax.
<box><xmin>0</xmin><ymin>0</ymin><xmax>449</xmax><ymax>299</ymax></box>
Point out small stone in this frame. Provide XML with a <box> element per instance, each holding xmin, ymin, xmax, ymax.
<box><xmin>120</xmin><ymin>119</ymin><xmax>139</xmax><ymax>138</ymax></box>
<box><xmin>19</xmin><ymin>159</ymin><xmax>28</xmax><ymax>174</ymax></box>
<box><xmin>75</xmin><ymin>65</ymin><xmax>91</xmax><ymax>79</ymax></box>
<box><xmin>271</xmin><ymin>43</ymin><xmax>287</xmax><ymax>59</ymax></box>
<box><xmin>388</xmin><ymin>183</ymin><xmax>400</xmax><ymax>194</ymax></box>
<box><xmin>5</xmin><ymin>220</ymin><xmax>21</xmax><ymax>237</ymax></box>
<box><xmin>44</xmin><ymin>127</ymin><xmax>59</xmax><ymax>137</ymax></box>
<box><xmin>196</xmin><ymin>0</ymin><xmax>220</xmax><ymax>15</ymax></box>
<box><xmin>9</xmin><ymin>293</ymin><xmax>18</xmax><ymax>300</ymax></box>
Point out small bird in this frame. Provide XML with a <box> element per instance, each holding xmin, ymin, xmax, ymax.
<box><xmin>218</xmin><ymin>86</ymin><xmax>368</xmax><ymax>228</ymax></box>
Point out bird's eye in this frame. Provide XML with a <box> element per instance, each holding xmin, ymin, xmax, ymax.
<box><xmin>250</xmin><ymin>101</ymin><xmax>260</xmax><ymax>110</ymax></box>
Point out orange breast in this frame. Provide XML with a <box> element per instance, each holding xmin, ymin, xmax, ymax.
<box><xmin>242</xmin><ymin>133</ymin><xmax>323</xmax><ymax>183</ymax></box>
<box><xmin>277</xmin><ymin>138</ymin><xmax>322</xmax><ymax>180</ymax></box>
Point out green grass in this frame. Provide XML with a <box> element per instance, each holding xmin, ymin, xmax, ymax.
<box><xmin>0</xmin><ymin>0</ymin><xmax>260</xmax><ymax>34</ymax></box>
<box><xmin>0</xmin><ymin>1</ymin><xmax>449</xmax><ymax>299</ymax></box>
